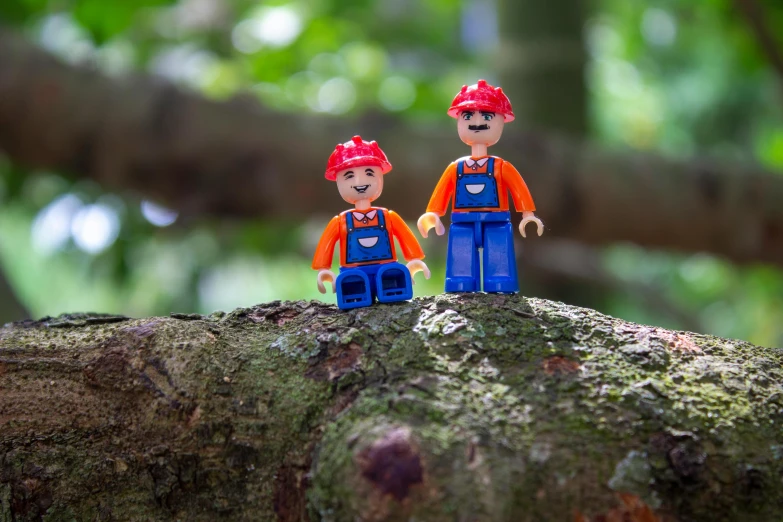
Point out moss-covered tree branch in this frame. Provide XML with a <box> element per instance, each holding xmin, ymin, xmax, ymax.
<box><xmin>1</xmin><ymin>295</ymin><xmax>781</xmax><ymax>521</ymax></box>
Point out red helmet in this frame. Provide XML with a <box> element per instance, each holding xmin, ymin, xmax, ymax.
<box><xmin>325</xmin><ymin>135</ymin><xmax>393</xmax><ymax>181</ymax></box>
<box><xmin>447</xmin><ymin>79</ymin><xmax>515</xmax><ymax>122</ymax></box>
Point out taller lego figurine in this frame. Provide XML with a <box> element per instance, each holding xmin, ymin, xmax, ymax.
<box><xmin>313</xmin><ymin>136</ymin><xmax>430</xmax><ymax>309</ymax></box>
<box><xmin>418</xmin><ymin>80</ymin><xmax>544</xmax><ymax>293</ymax></box>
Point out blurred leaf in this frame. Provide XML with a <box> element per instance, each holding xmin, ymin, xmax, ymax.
<box><xmin>72</xmin><ymin>0</ymin><xmax>176</xmax><ymax>43</ymax></box>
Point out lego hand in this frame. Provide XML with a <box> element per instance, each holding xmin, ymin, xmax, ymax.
<box><xmin>519</xmin><ymin>211</ymin><xmax>544</xmax><ymax>238</ymax></box>
<box><xmin>406</xmin><ymin>258</ymin><xmax>431</xmax><ymax>284</ymax></box>
<box><xmin>417</xmin><ymin>212</ymin><xmax>446</xmax><ymax>238</ymax></box>
<box><xmin>316</xmin><ymin>269</ymin><xmax>336</xmax><ymax>294</ymax></box>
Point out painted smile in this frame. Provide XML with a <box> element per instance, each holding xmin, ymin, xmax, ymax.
<box><xmin>468</xmin><ymin>124</ymin><xmax>489</xmax><ymax>132</ymax></box>
<box><xmin>353</xmin><ymin>185</ymin><xmax>370</xmax><ymax>193</ymax></box>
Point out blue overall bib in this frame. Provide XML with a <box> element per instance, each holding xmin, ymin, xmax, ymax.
<box><xmin>336</xmin><ymin>210</ymin><xmax>413</xmax><ymax>309</ymax></box>
<box><xmin>344</xmin><ymin>210</ymin><xmax>393</xmax><ymax>265</ymax></box>
<box><xmin>446</xmin><ymin>158</ymin><xmax>518</xmax><ymax>293</ymax></box>
<box><xmin>454</xmin><ymin>157</ymin><xmax>499</xmax><ymax>209</ymax></box>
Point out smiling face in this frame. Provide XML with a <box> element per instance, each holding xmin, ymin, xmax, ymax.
<box><xmin>335</xmin><ymin>165</ymin><xmax>384</xmax><ymax>205</ymax></box>
<box><xmin>457</xmin><ymin>110</ymin><xmax>505</xmax><ymax>148</ymax></box>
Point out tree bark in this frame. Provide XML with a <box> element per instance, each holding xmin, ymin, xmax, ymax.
<box><xmin>1</xmin><ymin>295</ymin><xmax>781</xmax><ymax>521</ymax></box>
<box><xmin>1</xmin><ymin>27</ymin><xmax>783</xmax><ymax>266</ymax></box>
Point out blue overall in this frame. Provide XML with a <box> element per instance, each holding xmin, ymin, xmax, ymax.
<box><xmin>445</xmin><ymin>158</ymin><xmax>519</xmax><ymax>293</ymax></box>
<box><xmin>336</xmin><ymin>210</ymin><xmax>413</xmax><ymax>309</ymax></box>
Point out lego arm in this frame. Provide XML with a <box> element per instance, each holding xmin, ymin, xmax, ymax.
<box><xmin>389</xmin><ymin>211</ymin><xmax>431</xmax><ymax>282</ymax></box>
<box><xmin>311</xmin><ymin>216</ymin><xmax>340</xmax><ymax>293</ymax></box>
<box><xmin>503</xmin><ymin>161</ymin><xmax>544</xmax><ymax>238</ymax></box>
<box><xmin>417</xmin><ymin>163</ymin><xmax>456</xmax><ymax>238</ymax></box>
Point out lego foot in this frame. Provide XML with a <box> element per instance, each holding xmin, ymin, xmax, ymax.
<box><xmin>445</xmin><ymin>277</ymin><xmax>479</xmax><ymax>293</ymax></box>
<box><xmin>483</xmin><ymin>278</ymin><xmax>519</xmax><ymax>294</ymax></box>
<box><xmin>376</xmin><ymin>264</ymin><xmax>413</xmax><ymax>303</ymax></box>
<box><xmin>336</xmin><ymin>270</ymin><xmax>373</xmax><ymax>309</ymax></box>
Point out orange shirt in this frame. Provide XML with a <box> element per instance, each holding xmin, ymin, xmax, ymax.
<box><xmin>311</xmin><ymin>207</ymin><xmax>425</xmax><ymax>270</ymax></box>
<box><xmin>425</xmin><ymin>156</ymin><xmax>536</xmax><ymax>215</ymax></box>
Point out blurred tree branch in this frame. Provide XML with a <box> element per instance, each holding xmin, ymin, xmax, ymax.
<box><xmin>733</xmin><ymin>0</ymin><xmax>783</xmax><ymax>88</ymax></box>
<box><xmin>1</xmin><ymin>27</ymin><xmax>783</xmax><ymax>266</ymax></box>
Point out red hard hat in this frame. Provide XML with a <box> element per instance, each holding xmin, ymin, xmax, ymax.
<box><xmin>447</xmin><ymin>79</ymin><xmax>515</xmax><ymax>122</ymax></box>
<box><xmin>325</xmin><ymin>136</ymin><xmax>392</xmax><ymax>181</ymax></box>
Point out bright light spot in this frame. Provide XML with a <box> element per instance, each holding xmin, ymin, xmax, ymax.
<box><xmin>70</xmin><ymin>204</ymin><xmax>120</xmax><ymax>254</ymax></box>
<box><xmin>141</xmin><ymin>200</ymin><xmax>178</xmax><ymax>227</ymax></box>
<box><xmin>679</xmin><ymin>254</ymin><xmax>727</xmax><ymax>294</ymax></box>
<box><xmin>341</xmin><ymin>43</ymin><xmax>387</xmax><ymax>80</ymax></box>
<box><xmin>599</xmin><ymin>59</ymin><xmax>643</xmax><ymax>99</ymax></box>
<box><xmin>232</xmin><ymin>20</ymin><xmax>263</xmax><ymax>54</ymax></box>
<box><xmin>586</xmin><ymin>21</ymin><xmax>622</xmax><ymax>57</ymax></box>
<box><xmin>31</xmin><ymin>194</ymin><xmax>83</xmax><ymax>255</ymax></box>
<box><xmin>38</xmin><ymin>14</ymin><xmax>95</xmax><ymax>63</ymax></box>
<box><xmin>254</xmin><ymin>6</ymin><xmax>302</xmax><ymax>46</ymax></box>
<box><xmin>198</xmin><ymin>258</ymin><xmax>265</xmax><ymax>312</ymax></box>
<box><xmin>149</xmin><ymin>247</ymin><xmax>191</xmax><ymax>294</ymax></box>
<box><xmin>378</xmin><ymin>76</ymin><xmax>417</xmax><ymax>111</ymax></box>
<box><xmin>286</xmin><ymin>71</ymin><xmax>322</xmax><ymax>108</ymax></box>
<box><xmin>231</xmin><ymin>5</ymin><xmax>303</xmax><ymax>53</ymax></box>
<box><xmin>316</xmin><ymin>77</ymin><xmax>356</xmax><ymax>114</ymax></box>
<box><xmin>641</xmin><ymin>9</ymin><xmax>676</xmax><ymax>47</ymax></box>
<box><xmin>150</xmin><ymin>45</ymin><xmax>217</xmax><ymax>88</ymax></box>
<box><xmin>96</xmin><ymin>39</ymin><xmax>136</xmax><ymax>75</ymax></box>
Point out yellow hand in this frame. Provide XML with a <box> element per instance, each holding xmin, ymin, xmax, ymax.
<box><xmin>417</xmin><ymin>212</ymin><xmax>446</xmax><ymax>238</ymax></box>
<box><xmin>406</xmin><ymin>259</ymin><xmax>431</xmax><ymax>284</ymax></box>
<box><xmin>519</xmin><ymin>211</ymin><xmax>544</xmax><ymax>238</ymax></box>
<box><xmin>316</xmin><ymin>269</ymin><xmax>336</xmax><ymax>294</ymax></box>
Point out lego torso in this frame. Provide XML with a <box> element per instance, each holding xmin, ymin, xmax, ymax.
<box><xmin>454</xmin><ymin>156</ymin><xmax>501</xmax><ymax>210</ymax></box>
<box><xmin>451</xmin><ymin>156</ymin><xmax>511</xmax><ymax>213</ymax></box>
<box><xmin>339</xmin><ymin>207</ymin><xmax>396</xmax><ymax>267</ymax></box>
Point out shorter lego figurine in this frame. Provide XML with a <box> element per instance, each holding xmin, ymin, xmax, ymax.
<box><xmin>312</xmin><ymin>136</ymin><xmax>430</xmax><ymax>310</ymax></box>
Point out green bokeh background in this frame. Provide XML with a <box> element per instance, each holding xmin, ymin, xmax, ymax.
<box><xmin>0</xmin><ymin>0</ymin><xmax>781</xmax><ymax>347</ymax></box>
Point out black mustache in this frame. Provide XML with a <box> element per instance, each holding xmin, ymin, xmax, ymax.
<box><xmin>468</xmin><ymin>124</ymin><xmax>489</xmax><ymax>131</ymax></box>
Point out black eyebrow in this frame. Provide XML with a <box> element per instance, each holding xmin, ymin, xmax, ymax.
<box><xmin>480</xmin><ymin>111</ymin><xmax>495</xmax><ymax>117</ymax></box>
<box><xmin>462</xmin><ymin>110</ymin><xmax>475</xmax><ymax>115</ymax></box>
<box><xmin>343</xmin><ymin>170</ymin><xmax>354</xmax><ymax>176</ymax></box>
<box><xmin>364</xmin><ymin>168</ymin><xmax>375</xmax><ymax>173</ymax></box>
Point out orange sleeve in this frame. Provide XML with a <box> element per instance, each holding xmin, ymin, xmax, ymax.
<box><xmin>425</xmin><ymin>162</ymin><xmax>457</xmax><ymax>215</ymax></box>
<box><xmin>502</xmin><ymin>161</ymin><xmax>536</xmax><ymax>212</ymax></box>
<box><xmin>311</xmin><ymin>216</ymin><xmax>340</xmax><ymax>270</ymax></box>
<box><xmin>389</xmin><ymin>211</ymin><xmax>425</xmax><ymax>260</ymax></box>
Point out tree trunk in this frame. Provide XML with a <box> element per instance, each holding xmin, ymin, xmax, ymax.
<box><xmin>2</xmin><ymin>28</ymin><xmax>783</xmax><ymax>266</ymax></box>
<box><xmin>1</xmin><ymin>295</ymin><xmax>781</xmax><ymax>521</ymax></box>
<box><xmin>497</xmin><ymin>0</ymin><xmax>588</xmax><ymax>136</ymax></box>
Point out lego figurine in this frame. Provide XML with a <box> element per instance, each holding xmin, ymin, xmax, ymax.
<box><xmin>418</xmin><ymin>79</ymin><xmax>544</xmax><ymax>293</ymax></box>
<box><xmin>313</xmin><ymin>136</ymin><xmax>431</xmax><ymax>309</ymax></box>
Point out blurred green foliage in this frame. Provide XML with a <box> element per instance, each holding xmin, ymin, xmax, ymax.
<box><xmin>0</xmin><ymin>0</ymin><xmax>781</xmax><ymax>347</ymax></box>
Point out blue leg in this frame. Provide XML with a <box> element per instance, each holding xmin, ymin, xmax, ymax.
<box><xmin>376</xmin><ymin>262</ymin><xmax>413</xmax><ymax>303</ymax></box>
<box><xmin>483</xmin><ymin>221</ymin><xmax>519</xmax><ymax>293</ymax></box>
<box><xmin>336</xmin><ymin>269</ymin><xmax>373</xmax><ymax>309</ymax></box>
<box><xmin>446</xmin><ymin>222</ymin><xmax>480</xmax><ymax>292</ymax></box>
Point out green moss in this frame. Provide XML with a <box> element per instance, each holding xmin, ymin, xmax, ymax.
<box><xmin>309</xmin><ymin>294</ymin><xmax>783</xmax><ymax>521</ymax></box>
